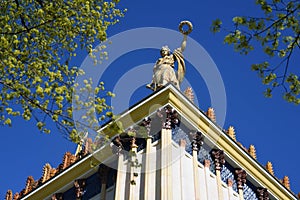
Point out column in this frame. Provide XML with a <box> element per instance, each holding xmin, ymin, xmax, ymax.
<box><xmin>161</xmin><ymin>128</ymin><xmax>173</xmax><ymax>200</ymax></box>
<box><xmin>179</xmin><ymin>139</ymin><xmax>186</xmax><ymax>200</ymax></box>
<box><xmin>144</xmin><ymin>136</ymin><xmax>153</xmax><ymax>200</ymax></box>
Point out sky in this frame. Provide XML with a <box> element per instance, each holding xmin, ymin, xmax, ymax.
<box><xmin>1</xmin><ymin>0</ymin><xmax>299</xmax><ymax>198</ymax></box>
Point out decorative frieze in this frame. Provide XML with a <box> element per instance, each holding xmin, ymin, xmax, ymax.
<box><xmin>51</xmin><ymin>193</ymin><xmax>63</xmax><ymax>200</ymax></box>
<box><xmin>191</xmin><ymin>131</ymin><xmax>204</xmax><ymax>153</ymax></box>
<box><xmin>235</xmin><ymin>168</ymin><xmax>247</xmax><ymax>200</ymax></box>
<box><xmin>74</xmin><ymin>179</ymin><xmax>86</xmax><ymax>199</ymax></box>
<box><xmin>235</xmin><ymin>168</ymin><xmax>247</xmax><ymax>189</ymax></box>
<box><xmin>153</xmin><ymin>106</ymin><xmax>179</xmax><ymax>129</ymax></box>
<box><xmin>162</xmin><ymin>106</ymin><xmax>180</xmax><ymax>129</ymax></box>
<box><xmin>256</xmin><ymin>187</ymin><xmax>269</xmax><ymax>200</ymax></box>
<box><xmin>211</xmin><ymin>149</ymin><xmax>225</xmax><ymax>171</ymax></box>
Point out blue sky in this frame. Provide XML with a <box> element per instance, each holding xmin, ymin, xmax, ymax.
<box><xmin>1</xmin><ymin>0</ymin><xmax>299</xmax><ymax>197</ymax></box>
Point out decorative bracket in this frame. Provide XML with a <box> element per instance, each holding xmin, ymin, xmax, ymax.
<box><xmin>159</xmin><ymin>106</ymin><xmax>179</xmax><ymax>129</ymax></box>
<box><xmin>235</xmin><ymin>168</ymin><xmax>247</xmax><ymax>189</ymax></box>
<box><xmin>51</xmin><ymin>193</ymin><xmax>63</xmax><ymax>200</ymax></box>
<box><xmin>211</xmin><ymin>149</ymin><xmax>225</xmax><ymax>171</ymax></box>
<box><xmin>256</xmin><ymin>187</ymin><xmax>269</xmax><ymax>200</ymax></box>
<box><xmin>74</xmin><ymin>179</ymin><xmax>86</xmax><ymax>199</ymax></box>
<box><xmin>191</xmin><ymin>131</ymin><xmax>204</xmax><ymax>153</ymax></box>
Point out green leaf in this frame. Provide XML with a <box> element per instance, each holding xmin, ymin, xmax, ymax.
<box><xmin>0</xmin><ymin>0</ymin><xmax>125</xmax><ymax>136</ymax></box>
<box><xmin>264</xmin><ymin>88</ymin><xmax>272</xmax><ymax>98</ymax></box>
<box><xmin>233</xmin><ymin>17</ymin><xmax>246</xmax><ymax>24</ymax></box>
<box><xmin>4</xmin><ymin>118</ymin><xmax>12</xmax><ymax>126</ymax></box>
<box><xmin>211</xmin><ymin>19</ymin><xmax>222</xmax><ymax>33</ymax></box>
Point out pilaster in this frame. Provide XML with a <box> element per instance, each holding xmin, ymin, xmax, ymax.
<box><xmin>191</xmin><ymin>131</ymin><xmax>204</xmax><ymax>200</ymax></box>
<box><xmin>211</xmin><ymin>149</ymin><xmax>225</xmax><ymax>200</ymax></box>
<box><xmin>114</xmin><ymin>150</ymin><xmax>125</xmax><ymax>200</ymax></box>
<box><xmin>143</xmin><ymin>135</ymin><xmax>153</xmax><ymax>200</ymax></box>
<box><xmin>161</xmin><ymin>128</ymin><xmax>173</xmax><ymax>200</ymax></box>
<box><xmin>128</xmin><ymin>138</ymin><xmax>138</xmax><ymax>200</ymax></box>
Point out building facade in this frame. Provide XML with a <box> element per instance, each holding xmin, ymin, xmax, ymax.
<box><xmin>6</xmin><ymin>85</ymin><xmax>299</xmax><ymax>200</ymax></box>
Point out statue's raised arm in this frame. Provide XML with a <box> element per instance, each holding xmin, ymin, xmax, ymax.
<box><xmin>178</xmin><ymin>21</ymin><xmax>193</xmax><ymax>52</ymax></box>
<box><xmin>147</xmin><ymin>21</ymin><xmax>193</xmax><ymax>91</ymax></box>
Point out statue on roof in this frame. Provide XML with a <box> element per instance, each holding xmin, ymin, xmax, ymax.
<box><xmin>147</xmin><ymin>21</ymin><xmax>193</xmax><ymax>91</ymax></box>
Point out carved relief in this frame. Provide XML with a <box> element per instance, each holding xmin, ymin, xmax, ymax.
<box><xmin>191</xmin><ymin>131</ymin><xmax>204</xmax><ymax>152</ymax></box>
<box><xmin>51</xmin><ymin>193</ymin><xmax>63</xmax><ymax>200</ymax></box>
<box><xmin>256</xmin><ymin>187</ymin><xmax>269</xmax><ymax>200</ymax></box>
<box><xmin>211</xmin><ymin>149</ymin><xmax>225</xmax><ymax>171</ymax></box>
<box><xmin>235</xmin><ymin>168</ymin><xmax>247</xmax><ymax>189</ymax></box>
<box><xmin>74</xmin><ymin>179</ymin><xmax>86</xmax><ymax>199</ymax></box>
<box><xmin>162</xmin><ymin>106</ymin><xmax>180</xmax><ymax>129</ymax></box>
